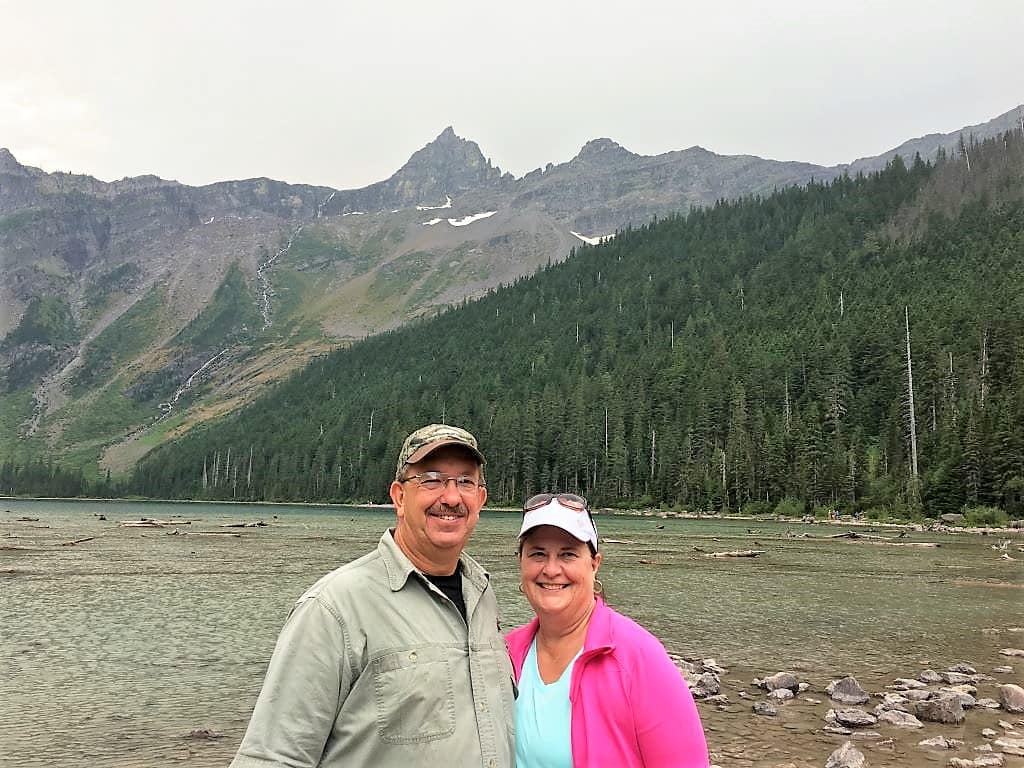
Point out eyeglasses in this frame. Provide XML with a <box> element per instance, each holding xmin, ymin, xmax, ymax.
<box><xmin>400</xmin><ymin>471</ymin><xmax>484</xmax><ymax>494</ymax></box>
<box><xmin>523</xmin><ymin>492</ymin><xmax>588</xmax><ymax>513</ymax></box>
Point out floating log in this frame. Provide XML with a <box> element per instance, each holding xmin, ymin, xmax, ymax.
<box><xmin>119</xmin><ymin>518</ymin><xmax>191</xmax><ymax>528</ymax></box>
<box><xmin>705</xmin><ymin>550</ymin><xmax>766</xmax><ymax>558</ymax></box>
<box><xmin>869</xmin><ymin>541</ymin><xmax>939</xmax><ymax>548</ymax></box>
<box><xmin>58</xmin><ymin>537</ymin><xmax>95</xmax><ymax>546</ymax></box>
<box><xmin>219</xmin><ymin>521</ymin><xmax>268</xmax><ymax>528</ymax></box>
<box><xmin>829</xmin><ymin>531</ymin><xmax>893</xmax><ymax>541</ymax></box>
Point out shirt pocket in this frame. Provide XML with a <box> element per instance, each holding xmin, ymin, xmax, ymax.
<box><xmin>371</xmin><ymin>645</ymin><xmax>456</xmax><ymax>744</ymax></box>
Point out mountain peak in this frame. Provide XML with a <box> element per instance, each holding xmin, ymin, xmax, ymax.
<box><xmin>349</xmin><ymin>127</ymin><xmax>505</xmax><ymax>208</ymax></box>
<box><xmin>435</xmin><ymin>126</ymin><xmax>459</xmax><ymax>142</ymax></box>
<box><xmin>0</xmin><ymin>147</ymin><xmax>24</xmax><ymax>173</ymax></box>
<box><xmin>573</xmin><ymin>138</ymin><xmax>637</xmax><ymax>164</ymax></box>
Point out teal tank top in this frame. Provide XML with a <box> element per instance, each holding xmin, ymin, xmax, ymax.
<box><xmin>514</xmin><ymin>637</ymin><xmax>581</xmax><ymax>768</ymax></box>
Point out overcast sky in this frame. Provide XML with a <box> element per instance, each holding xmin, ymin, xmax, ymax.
<box><xmin>2</xmin><ymin>0</ymin><xmax>1021</xmax><ymax>191</ymax></box>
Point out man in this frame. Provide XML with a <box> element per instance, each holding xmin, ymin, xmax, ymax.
<box><xmin>230</xmin><ymin>424</ymin><xmax>515</xmax><ymax>768</ymax></box>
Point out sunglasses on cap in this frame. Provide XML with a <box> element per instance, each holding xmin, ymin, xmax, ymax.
<box><xmin>522</xmin><ymin>492</ymin><xmax>588</xmax><ymax>513</ymax></box>
<box><xmin>520</xmin><ymin>492</ymin><xmax>598</xmax><ymax>552</ymax></box>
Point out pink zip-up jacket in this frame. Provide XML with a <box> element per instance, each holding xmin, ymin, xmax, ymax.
<box><xmin>506</xmin><ymin>597</ymin><xmax>709</xmax><ymax>768</ymax></box>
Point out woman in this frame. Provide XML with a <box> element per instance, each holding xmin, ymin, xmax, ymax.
<box><xmin>506</xmin><ymin>492</ymin><xmax>709</xmax><ymax>768</ymax></box>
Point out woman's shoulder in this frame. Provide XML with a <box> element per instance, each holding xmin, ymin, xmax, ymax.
<box><xmin>603</xmin><ymin>604</ymin><xmax>672</xmax><ymax>656</ymax></box>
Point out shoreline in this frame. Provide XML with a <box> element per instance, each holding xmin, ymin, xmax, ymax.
<box><xmin>3</xmin><ymin>495</ymin><xmax>1023</xmax><ymax>535</ymax></box>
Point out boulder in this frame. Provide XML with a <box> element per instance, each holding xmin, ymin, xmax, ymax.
<box><xmin>832</xmin><ymin>708</ymin><xmax>878</xmax><ymax>727</ymax></box>
<box><xmin>752</xmin><ymin>701</ymin><xmax>777</xmax><ymax>717</ymax></box>
<box><xmin>759</xmin><ymin>671</ymin><xmax>800</xmax><ymax>692</ymax></box>
<box><xmin>917</xmin><ymin>735</ymin><xmax>963</xmax><ymax>749</ymax></box>
<box><xmin>905</xmin><ymin>689</ymin><xmax>933</xmax><ymax>702</ymax></box>
<box><xmin>688</xmin><ymin>672</ymin><xmax>721</xmax><ymax>699</ymax></box>
<box><xmin>825</xmin><ymin>741</ymin><xmax>866</xmax><ymax>768</ymax></box>
<box><xmin>876</xmin><ymin>710</ymin><xmax>923</xmax><ymax>728</ymax></box>
<box><xmin>941</xmin><ymin>671</ymin><xmax>977</xmax><ymax>685</ymax></box>
<box><xmin>999</xmin><ymin>683</ymin><xmax>1024</xmax><ymax>713</ymax></box>
<box><xmin>941</xmin><ymin>690</ymin><xmax>977</xmax><ymax>709</ymax></box>
<box><xmin>671</xmin><ymin>656</ymin><xmax>697</xmax><ymax>676</ymax></box>
<box><xmin>828</xmin><ymin>676</ymin><xmax>871</xmax><ymax>704</ymax></box>
<box><xmin>891</xmin><ymin>677</ymin><xmax>928</xmax><ymax>690</ymax></box>
<box><xmin>919</xmin><ymin>669</ymin><xmax>944</xmax><ymax>683</ymax></box>
<box><xmin>976</xmin><ymin>698</ymin><xmax>1002</xmax><ymax>709</ymax></box>
<box><xmin>948</xmin><ymin>756</ymin><xmax>1004</xmax><ymax>767</ymax></box>
<box><xmin>916</xmin><ymin>695</ymin><xmax>966</xmax><ymax>724</ymax></box>
<box><xmin>768</xmin><ymin>688</ymin><xmax>794</xmax><ymax>702</ymax></box>
<box><xmin>875</xmin><ymin>693</ymin><xmax>913</xmax><ymax>713</ymax></box>
<box><xmin>701</xmin><ymin>658</ymin><xmax>726</xmax><ymax>675</ymax></box>
<box><xmin>993</xmin><ymin>736</ymin><xmax>1024</xmax><ymax>756</ymax></box>
<box><xmin>949</xmin><ymin>663</ymin><xmax>978</xmax><ymax>674</ymax></box>
<box><xmin>999</xmin><ymin>648</ymin><xmax>1024</xmax><ymax>658</ymax></box>
<box><xmin>944</xmin><ymin>683</ymin><xmax>979</xmax><ymax>697</ymax></box>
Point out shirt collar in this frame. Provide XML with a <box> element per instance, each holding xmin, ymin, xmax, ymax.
<box><xmin>378</xmin><ymin>529</ymin><xmax>490</xmax><ymax>592</ymax></box>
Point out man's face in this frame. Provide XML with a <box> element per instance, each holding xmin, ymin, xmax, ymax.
<box><xmin>389</xmin><ymin>445</ymin><xmax>487</xmax><ymax>573</ymax></box>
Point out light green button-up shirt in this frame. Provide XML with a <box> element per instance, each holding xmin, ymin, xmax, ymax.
<box><xmin>230</xmin><ymin>530</ymin><xmax>515</xmax><ymax>768</ymax></box>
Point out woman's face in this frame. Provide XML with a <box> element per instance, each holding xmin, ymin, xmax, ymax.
<box><xmin>519</xmin><ymin>525</ymin><xmax>601</xmax><ymax>621</ymax></box>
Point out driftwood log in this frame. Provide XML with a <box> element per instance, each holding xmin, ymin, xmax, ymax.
<box><xmin>704</xmin><ymin>550</ymin><xmax>766</xmax><ymax>558</ymax></box>
<box><xmin>829</xmin><ymin>531</ymin><xmax>940</xmax><ymax>547</ymax></box>
<box><xmin>58</xmin><ymin>537</ymin><xmax>95</xmax><ymax>546</ymax></box>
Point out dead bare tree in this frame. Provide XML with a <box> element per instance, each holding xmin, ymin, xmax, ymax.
<box><xmin>980</xmin><ymin>327</ymin><xmax>989</xmax><ymax>409</ymax></box>
<box><xmin>905</xmin><ymin>306</ymin><xmax>919</xmax><ymax>480</ymax></box>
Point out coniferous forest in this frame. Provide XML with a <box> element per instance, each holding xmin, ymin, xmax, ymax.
<box><xmin>19</xmin><ymin>132</ymin><xmax>1024</xmax><ymax>520</ymax></box>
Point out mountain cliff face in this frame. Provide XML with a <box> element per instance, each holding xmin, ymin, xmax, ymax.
<box><xmin>1</xmin><ymin>105</ymin><xmax>1018</xmax><ymax>477</ymax></box>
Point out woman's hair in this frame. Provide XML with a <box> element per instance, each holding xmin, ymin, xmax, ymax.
<box><xmin>516</xmin><ymin>535</ymin><xmax>597</xmax><ymax>558</ymax></box>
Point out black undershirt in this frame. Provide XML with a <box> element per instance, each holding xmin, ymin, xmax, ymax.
<box><xmin>424</xmin><ymin>565</ymin><xmax>467</xmax><ymax>622</ymax></box>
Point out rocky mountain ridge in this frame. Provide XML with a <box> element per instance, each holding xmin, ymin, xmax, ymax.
<box><xmin>1</xmin><ymin>104</ymin><xmax>1019</xmax><ymax>476</ymax></box>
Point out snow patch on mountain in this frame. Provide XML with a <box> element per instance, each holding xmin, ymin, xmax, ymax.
<box><xmin>449</xmin><ymin>211</ymin><xmax>496</xmax><ymax>227</ymax></box>
<box><xmin>570</xmin><ymin>230</ymin><xmax>615</xmax><ymax>245</ymax></box>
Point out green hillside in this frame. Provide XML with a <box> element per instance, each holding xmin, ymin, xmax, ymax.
<box><xmin>126</xmin><ymin>133</ymin><xmax>1024</xmax><ymax>517</ymax></box>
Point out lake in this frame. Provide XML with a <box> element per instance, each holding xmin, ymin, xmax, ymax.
<box><xmin>1</xmin><ymin>499</ymin><xmax>1021</xmax><ymax>767</ymax></box>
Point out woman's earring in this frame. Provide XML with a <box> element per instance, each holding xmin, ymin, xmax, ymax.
<box><xmin>518</xmin><ymin>582</ymin><xmax>525</xmax><ymax>594</ymax></box>
<box><xmin>593</xmin><ymin>578</ymin><xmax>604</xmax><ymax>595</ymax></box>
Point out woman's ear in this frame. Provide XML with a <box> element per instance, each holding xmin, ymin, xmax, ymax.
<box><xmin>592</xmin><ymin>551</ymin><xmax>603</xmax><ymax>572</ymax></box>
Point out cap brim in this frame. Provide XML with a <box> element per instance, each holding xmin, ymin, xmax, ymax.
<box><xmin>404</xmin><ymin>439</ymin><xmax>485</xmax><ymax>466</ymax></box>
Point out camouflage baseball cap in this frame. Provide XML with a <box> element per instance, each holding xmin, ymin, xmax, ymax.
<box><xmin>395</xmin><ymin>423</ymin><xmax>485</xmax><ymax>480</ymax></box>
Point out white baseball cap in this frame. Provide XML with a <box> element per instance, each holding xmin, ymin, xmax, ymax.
<box><xmin>518</xmin><ymin>495</ymin><xmax>598</xmax><ymax>551</ymax></box>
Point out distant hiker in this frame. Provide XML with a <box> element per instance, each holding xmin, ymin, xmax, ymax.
<box><xmin>505</xmin><ymin>492</ymin><xmax>710</xmax><ymax>767</ymax></box>
<box><xmin>230</xmin><ymin>424</ymin><xmax>513</xmax><ymax>768</ymax></box>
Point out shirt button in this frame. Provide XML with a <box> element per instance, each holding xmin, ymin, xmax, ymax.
<box><xmin>409</xmin><ymin>651</ymin><xmax>417</xmax><ymax>661</ymax></box>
